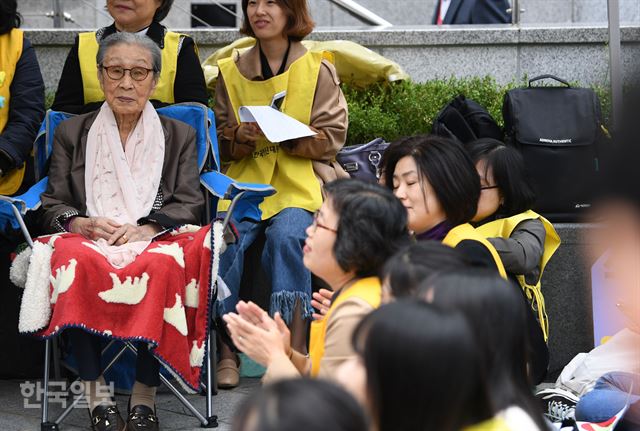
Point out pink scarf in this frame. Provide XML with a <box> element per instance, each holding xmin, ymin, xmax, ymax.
<box><xmin>84</xmin><ymin>102</ymin><xmax>165</xmax><ymax>268</ymax></box>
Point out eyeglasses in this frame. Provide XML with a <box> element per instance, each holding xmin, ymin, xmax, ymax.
<box><xmin>480</xmin><ymin>185</ymin><xmax>499</xmax><ymax>190</ymax></box>
<box><xmin>100</xmin><ymin>65</ymin><xmax>154</xmax><ymax>81</ymax></box>
<box><xmin>311</xmin><ymin>211</ymin><xmax>338</xmax><ymax>233</ymax></box>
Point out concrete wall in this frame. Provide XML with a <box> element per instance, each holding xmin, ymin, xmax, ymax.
<box><xmin>543</xmin><ymin>224</ymin><xmax>598</xmax><ymax>378</ymax></box>
<box><xmin>17</xmin><ymin>0</ymin><xmax>640</xmax><ymax>29</ymax></box>
<box><xmin>27</xmin><ymin>25</ymin><xmax>640</xmax><ymax>94</ymax></box>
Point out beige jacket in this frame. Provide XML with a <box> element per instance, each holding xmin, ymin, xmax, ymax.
<box><xmin>213</xmin><ymin>41</ymin><xmax>348</xmax><ymax>183</ymax></box>
<box><xmin>262</xmin><ymin>296</ymin><xmax>374</xmax><ymax>383</ymax></box>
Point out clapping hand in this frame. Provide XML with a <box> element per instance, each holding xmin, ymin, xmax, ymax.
<box><xmin>223</xmin><ymin>300</ymin><xmax>292</xmax><ymax>367</ymax></box>
<box><xmin>311</xmin><ymin>289</ymin><xmax>334</xmax><ymax>321</ymax></box>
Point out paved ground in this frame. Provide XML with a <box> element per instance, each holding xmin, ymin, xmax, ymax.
<box><xmin>0</xmin><ymin>377</ymin><xmax>259</xmax><ymax>431</ymax></box>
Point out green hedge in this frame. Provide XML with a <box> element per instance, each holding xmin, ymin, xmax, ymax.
<box><xmin>45</xmin><ymin>76</ymin><xmax>611</xmax><ymax>148</ymax></box>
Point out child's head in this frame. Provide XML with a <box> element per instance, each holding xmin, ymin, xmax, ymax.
<box><xmin>380</xmin><ymin>241</ymin><xmax>469</xmax><ymax>302</ymax></box>
<box><xmin>421</xmin><ymin>268</ymin><xmax>547</xmax><ymax>428</ymax></box>
<box><xmin>343</xmin><ymin>300</ymin><xmax>492</xmax><ymax>431</ymax></box>
<box><xmin>233</xmin><ymin>378</ymin><xmax>368</xmax><ymax>431</ymax></box>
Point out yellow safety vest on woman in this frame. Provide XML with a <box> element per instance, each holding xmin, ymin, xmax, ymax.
<box><xmin>476</xmin><ymin>210</ymin><xmax>560</xmax><ymax>341</ymax></box>
<box><xmin>464</xmin><ymin>417</ymin><xmax>512</xmax><ymax>431</ymax></box>
<box><xmin>309</xmin><ymin>277</ymin><xmax>381</xmax><ymax>377</ymax></box>
<box><xmin>78</xmin><ymin>30</ymin><xmax>182</xmax><ymax>104</ymax></box>
<box><xmin>443</xmin><ymin>223</ymin><xmax>507</xmax><ymax>279</ymax></box>
<box><xmin>0</xmin><ymin>28</ymin><xmax>26</xmax><ymax>195</ymax></box>
<box><xmin>217</xmin><ymin>51</ymin><xmax>325</xmax><ymax>219</ymax></box>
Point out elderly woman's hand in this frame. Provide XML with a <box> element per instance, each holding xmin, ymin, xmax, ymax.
<box><xmin>69</xmin><ymin>216</ymin><xmax>121</xmax><ymax>241</ymax></box>
<box><xmin>107</xmin><ymin>223</ymin><xmax>162</xmax><ymax>246</ymax></box>
<box><xmin>223</xmin><ymin>305</ymin><xmax>291</xmax><ymax>367</ymax></box>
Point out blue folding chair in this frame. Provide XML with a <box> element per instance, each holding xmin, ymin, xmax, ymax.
<box><xmin>0</xmin><ymin>102</ymin><xmax>275</xmax><ymax>430</ymax></box>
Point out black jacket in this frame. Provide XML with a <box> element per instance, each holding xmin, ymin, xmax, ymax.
<box><xmin>0</xmin><ymin>36</ymin><xmax>45</xmax><ymax>172</ymax></box>
<box><xmin>51</xmin><ymin>22</ymin><xmax>209</xmax><ymax>114</ymax></box>
<box><xmin>432</xmin><ymin>0</ymin><xmax>511</xmax><ymax>24</ymax></box>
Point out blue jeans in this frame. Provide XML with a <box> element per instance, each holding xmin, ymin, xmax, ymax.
<box><xmin>218</xmin><ymin>208</ymin><xmax>314</xmax><ymax>323</ymax></box>
<box><xmin>576</xmin><ymin>372</ymin><xmax>640</xmax><ymax>430</ymax></box>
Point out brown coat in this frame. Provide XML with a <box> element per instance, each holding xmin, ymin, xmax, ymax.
<box><xmin>214</xmin><ymin>42</ymin><xmax>348</xmax><ymax>183</ymax></box>
<box><xmin>41</xmin><ymin>110</ymin><xmax>204</xmax><ymax>233</ymax></box>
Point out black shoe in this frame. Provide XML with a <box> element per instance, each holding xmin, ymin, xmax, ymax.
<box><xmin>126</xmin><ymin>404</ymin><xmax>159</xmax><ymax>430</ymax></box>
<box><xmin>89</xmin><ymin>404</ymin><xmax>125</xmax><ymax>431</ymax></box>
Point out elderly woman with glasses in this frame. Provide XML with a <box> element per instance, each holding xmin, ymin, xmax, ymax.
<box><xmin>35</xmin><ymin>32</ymin><xmax>205</xmax><ymax>431</ymax></box>
<box><xmin>223</xmin><ymin>179</ymin><xmax>410</xmax><ymax>381</ymax></box>
<box><xmin>52</xmin><ymin>0</ymin><xmax>207</xmax><ymax>114</ymax></box>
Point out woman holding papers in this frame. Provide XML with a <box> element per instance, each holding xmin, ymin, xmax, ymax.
<box><xmin>213</xmin><ymin>0</ymin><xmax>348</xmax><ymax>388</ymax></box>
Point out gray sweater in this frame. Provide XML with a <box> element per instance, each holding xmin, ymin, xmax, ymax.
<box><xmin>487</xmin><ymin>218</ymin><xmax>546</xmax><ymax>284</ymax></box>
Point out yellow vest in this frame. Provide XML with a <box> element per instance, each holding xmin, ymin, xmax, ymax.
<box><xmin>476</xmin><ymin>210</ymin><xmax>560</xmax><ymax>341</ymax></box>
<box><xmin>78</xmin><ymin>30</ymin><xmax>182</xmax><ymax>104</ymax></box>
<box><xmin>0</xmin><ymin>28</ymin><xmax>26</xmax><ymax>195</ymax></box>
<box><xmin>443</xmin><ymin>223</ymin><xmax>507</xmax><ymax>279</ymax></box>
<box><xmin>463</xmin><ymin>417</ymin><xmax>512</xmax><ymax>431</ymax></box>
<box><xmin>217</xmin><ymin>51</ymin><xmax>324</xmax><ymax>219</ymax></box>
<box><xmin>309</xmin><ymin>277</ymin><xmax>381</xmax><ymax>377</ymax></box>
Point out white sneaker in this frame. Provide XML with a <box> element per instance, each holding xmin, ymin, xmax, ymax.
<box><xmin>536</xmin><ymin>387</ymin><xmax>579</xmax><ymax>422</ymax></box>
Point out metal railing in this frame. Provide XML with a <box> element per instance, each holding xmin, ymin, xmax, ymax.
<box><xmin>27</xmin><ymin>0</ymin><xmax>388</xmax><ymax>28</ymax></box>
<box><xmin>507</xmin><ymin>0</ymin><xmax>525</xmax><ymax>25</ymax></box>
<box><xmin>327</xmin><ymin>0</ymin><xmax>391</xmax><ymax>27</ymax></box>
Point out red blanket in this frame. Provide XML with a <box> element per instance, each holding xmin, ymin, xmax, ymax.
<box><xmin>37</xmin><ymin>226</ymin><xmax>214</xmax><ymax>391</ymax></box>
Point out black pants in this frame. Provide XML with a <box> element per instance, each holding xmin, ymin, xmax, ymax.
<box><xmin>67</xmin><ymin>329</ymin><xmax>160</xmax><ymax>387</ymax></box>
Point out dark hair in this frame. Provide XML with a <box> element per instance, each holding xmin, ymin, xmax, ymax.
<box><xmin>382</xmin><ymin>241</ymin><xmax>469</xmax><ymax>298</ymax></box>
<box><xmin>240</xmin><ymin>0</ymin><xmax>315</xmax><ymax>41</ymax></box>
<box><xmin>232</xmin><ymin>378</ymin><xmax>368</xmax><ymax>431</ymax></box>
<box><xmin>323</xmin><ymin>179</ymin><xmax>410</xmax><ymax>278</ymax></box>
<box><xmin>422</xmin><ymin>269</ymin><xmax>547</xmax><ymax>429</ymax></box>
<box><xmin>352</xmin><ymin>300</ymin><xmax>492</xmax><ymax>431</ymax></box>
<box><xmin>0</xmin><ymin>0</ymin><xmax>21</xmax><ymax>34</ymax></box>
<box><xmin>153</xmin><ymin>0</ymin><xmax>174</xmax><ymax>22</ymax></box>
<box><xmin>467</xmin><ymin>138</ymin><xmax>536</xmax><ymax>218</ymax></box>
<box><xmin>382</xmin><ymin>134</ymin><xmax>480</xmax><ymax>226</ymax></box>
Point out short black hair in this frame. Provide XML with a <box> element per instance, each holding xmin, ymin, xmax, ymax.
<box><xmin>467</xmin><ymin>138</ymin><xmax>536</xmax><ymax>218</ymax></box>
<box><xmin>422</xmin><ymin>269</ymin><xmax>548</xmax><ymax>430</ymax></box>
<box><xmin>382</xmin><ymin>134</ymin><xmax>480</xmax><ymax>226</ymax></box>
<box><xmin>232</xmin><ymin>378</ymin><xmax>368</xmax><ymax>431</ymax></box>
<box><xmin>352</xmin><ymin>300</ymin><xmax>492</xmax><ymax>431</ymax></box>
<box><xmin>323</xmin><ymin>179</ymin><xmax>410</xmax><ymax>278</ymax></box>
<box><xmin>382</xmin><ymin>241</ymin><xmax>469</xmax><ymax>298</ymax></box>
<box><xmin>153</xmin><ymin>0</ymin><xmax>174</xmax><ymax>22</ymax></box>
<box><xmin>0</xmin><ymin>0</ymin><xmax>21</xmax><ymax>35</ymax></box>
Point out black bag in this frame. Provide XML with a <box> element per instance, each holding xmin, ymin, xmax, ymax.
<box><xmin>336</xmin><ymin>138</ymin><xmax>389</xmax><ymax>182</ymax></box>
<box><xmin>502</xmin><ymin>75</ymin><xmax>608</xmax><ymax>221</ymax></box>
<box><xmin>432</xmin><ymin>95</ymin><xmax>503</xmax><ymax>144</ymax></box>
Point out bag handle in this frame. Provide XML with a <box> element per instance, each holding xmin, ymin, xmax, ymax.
<box><xmin>528</xmin><ymin>74</ymin><xmax>571</xmax><ymax>88</ymax></box>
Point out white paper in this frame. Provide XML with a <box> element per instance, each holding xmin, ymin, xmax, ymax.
<box><xmin>238</xmin><ymin>105</ymin><xmax>316</xmax><ymax>143</ymax></box>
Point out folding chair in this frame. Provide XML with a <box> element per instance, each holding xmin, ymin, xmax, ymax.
<box><xmin>0</xmin><ymin>102</ymin><xmax>275</xmax><ymax>430</ymax></box>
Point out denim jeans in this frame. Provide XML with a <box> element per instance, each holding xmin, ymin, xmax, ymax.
<box><xmin>576</xmin><ymin>372</ymin><xmax>640</xmax><ymax>430</ymax></box>
<box><xmin>218</xmin><ymin>207</ymin><xmax>314</xmax><ymax>323</ymax></box>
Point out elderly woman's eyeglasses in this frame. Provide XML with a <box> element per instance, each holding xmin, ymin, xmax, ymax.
<box><xmin>100</xmin><ymin>65</ymin><xmax>154</xmax><ymax>81</ymax></box>
<box><xmin>311</xmin><ymin>211</ymin><xmax>338</xmax><ymax>233</ymax></box>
